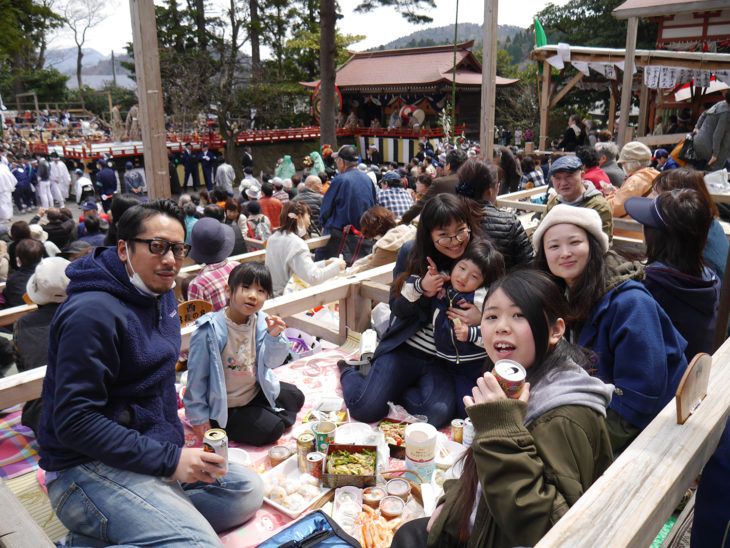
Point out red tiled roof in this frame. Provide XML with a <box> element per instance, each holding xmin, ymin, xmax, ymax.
<box><xmin>301</xmin><ymin>42</ymin><xmax>518</xmax><ymax>89</ymax></box>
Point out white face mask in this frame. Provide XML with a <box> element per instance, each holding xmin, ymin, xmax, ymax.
<box><xmin>124</xmin><ymin>241</ymin><xmax>164</xmax><ymax>297</ymax></box>
<box><xmin>296</xmin><ymin>221</ymin><xmax>308</xmax><ymax>238</ymax></box>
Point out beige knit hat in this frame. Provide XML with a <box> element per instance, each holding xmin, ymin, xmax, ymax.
<box><xmin>533</xmin><ymin>204</ymin><xmax>609</xmax><ymax>253</ymax></box>
<box><xmin>618</xmin><ymin>141</ymin><xmax>652</xmax><ymax>164</ymax></box>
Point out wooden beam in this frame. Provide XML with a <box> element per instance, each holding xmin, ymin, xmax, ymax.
<box><xmin>636</xmin><ymin>133</ymin><xmax>685</xmax><ymax>147</ymax></box>
<box><xmin>285</xmin><ymin>312</ymin><xmax>341</xmax><ymax>345</ymax></box>
<box><xmin>479</xmin><ymin>0</ymin><xmax>498</xmax><ymax>161</ymax></box>
<box><xmin>549</xmin><ymin>72</ymin><xmax>585</xmax><ymax>110</ymax></box>
<box><xmin>618</xmin><ymin>16</ymin><xmax>638</xmax><ymax>149</ymax></box>
<box><xmin>359</xmin><ymin>281</ymin><xmax>390</xmax><ymax>303</ymax></box>
<box><xmin>539</xmin><ymin>62</ymin><xmax>551</xmax><ymax>151</ymax></box>
<box><xmin>0</xmin><ymin>367</ymin><xmax>45</xmax><ymax>410</ymax></box>
<box><xmin>0</xmin><ymin>304</ymin><xmax>37</xmax><ymax>327</ymax></box>
<box><xmin>129</xmin><ymin>0</ymin><xmax>170</xmax><ymax>199</ymax></box>
<box><xmin>536</xmin><ymin>337</ymin><xmax>730</xmax><ymax>547</ymax></box>
<box><xmin>0</xmin><ymin>481</ymin><xmax>54</xmax><ymax>547</ymax></box>
<box><xmin>638</xmin><ymin>81</ymin><xmax>650</xmax><ymax>137</ymax></box>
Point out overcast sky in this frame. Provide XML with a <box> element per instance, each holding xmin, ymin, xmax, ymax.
<box><xmin>50</xmin><ymin>0</ymin><xmax>570</xmax><ymax>56</ymax></box>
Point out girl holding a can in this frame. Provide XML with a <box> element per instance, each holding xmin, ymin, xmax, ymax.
<box><xmin>391</xmin><ymin>269</ymin><xmax>614</xmax><ymax>547</ymax></box>
<box><xmin>184</xmin><ymin>262</ymin><xmax>305</xmax><ymax>446</ymax></box>
<box><xmin>533</xmin><ymin>204</ymin><xmax>688</xmax><ymax>453</ymax></box>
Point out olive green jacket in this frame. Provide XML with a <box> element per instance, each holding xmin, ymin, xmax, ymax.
<box><xmin>546</xmin><ymin>190</ymin><xmax>614</xmax><ymax>243</ymax></box>
<box><xmin>427</xmin><ymin>400</ymin><xmax>613</xmax><ymax>548</ymax></box>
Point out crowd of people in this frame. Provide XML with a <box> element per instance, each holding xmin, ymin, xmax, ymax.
<box><xmin>0</xmin><ymin>93</ymin><xmax>728</xmax><ymax>547</ymax></box>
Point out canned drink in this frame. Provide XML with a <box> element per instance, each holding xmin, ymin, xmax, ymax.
<box><xmin>462</xmin><ymin>418</ymin><xmax>475</xmax><ymax>447</ymax></box>
<box><xmin>493</xmin><ymin>360</ymin><xmax>527</xmax><ymax>399</ymax></box>
<box><xmin>297</xmin><ymin>432</ymin><xmax>316</xmax><ymax>473</ymax></box>
<box><xmin>269</xmin><ymin>445</ymin><xmax>291</xmax><ymax>468</ymax></box>
<box><xmin>451</xmin><ymin>419</ymin><xmax>464</xmax><ymax>444</ymax></box>
<box><xmin>203</xmin><ymin>428</ymin><xmax>228</xmax><ymax>477</ymax></box>
<box><xmin>305</xmin><ymin>452</ymin><xmax>325</xmax><ymax>480</ymax></box>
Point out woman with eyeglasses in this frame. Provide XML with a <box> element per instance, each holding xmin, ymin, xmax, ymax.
<box><xmin>340</xmin><ymin>194</ymin><xmax>491</xmax><ymax>428</ymax></box>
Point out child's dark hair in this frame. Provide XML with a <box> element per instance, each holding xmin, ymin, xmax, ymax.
<box><xmin>228</xmin><ymin>262</ymin><xmax>273</xmax><ymax>297</ymax></box>
<box><xmin>485</xmin><ymin>269</ymin><xmax>566</xmax><ymax>367</ymax></box>
<box><xmin>457</xmin><ymin>241</ymin><xmax>505</xmax><ymax>287</ymax></box>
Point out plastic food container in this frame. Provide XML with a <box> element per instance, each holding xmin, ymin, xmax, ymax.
<box><xmin>386</xmin><ymin>478</ymin><xmax>411</xmax><ymax>501</ymax></box>
<box><xmin>379</xmin><ymin>495</ymin><xmax>405</xmax><ymax>520</ymax></box>
<box><xmin>362</xmin><ymin>486</ymin><xmax>386</xmax><ymax>509</ymax></box>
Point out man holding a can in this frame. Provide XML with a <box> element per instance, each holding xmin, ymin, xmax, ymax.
<box><xmin>37</xmin><ymin>199</ymin><xmax>263</xmax><ymax>546</ymax></box>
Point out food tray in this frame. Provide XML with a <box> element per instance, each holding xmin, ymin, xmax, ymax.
<box><xmin>378</xmin><ymin>420</ymin><xmax>408</xmax><ymax>459</ymax></box>
<box><xmin>322</xmin><ymin>443</ymin><xmax>377</xmax><ymax>489</ymax></box>
<box><xmin>262</xmin><ymin>455</ymin><xmax>331</xmax><ymax>518</ymax></box>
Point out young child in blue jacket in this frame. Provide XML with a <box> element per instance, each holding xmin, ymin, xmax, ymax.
<box><xmin>184</xmin><ymin>262</ymin><xmax>304</xmax><ymax>446</ymax></box>
<box><xmin>402</xmin><ymin>241</ymin><xmax>505</xmax><ymax>416</ymax></box>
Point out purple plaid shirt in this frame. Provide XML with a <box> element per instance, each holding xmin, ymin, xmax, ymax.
<box><xmin>377</xmin><ymin>187</ymin><xmax>414</xmax><ymax>219</ymax></box>
<box><xmin>187</xmin><ymin>259</ymin><xmax>238</xmax><ymax>311</ymax></box>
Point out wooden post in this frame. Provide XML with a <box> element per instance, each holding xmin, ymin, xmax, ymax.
<box><xmin>129</xmin><ymin>0</ymin><xmax>170</xmax><ymax>199</ymax></box>
<box><xmin>608</xmin><ymin>81</ymin><xmax>619</xmax><ymax>135</ymax></box>
<box><xmin>618</xmin><ymin>16</ymin><xmax>638</xmax><ymax>148</ymax></box>
<box><xmin>638</xmin><ymin>81</ymin><xmax>649</xmax><ymax>136</ymax></box>
<box><xmin>539</xmin><ymin>61</ymin><xmax>551</xmax><ymax>150</ymax></box>
<box><xmin>479</xmin><ymin>0</ymin><xmax>498</xmax><ymax>161</ymax></box>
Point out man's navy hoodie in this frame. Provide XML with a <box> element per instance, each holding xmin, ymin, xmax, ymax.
<box><xmin>38</xmin><ymin>247</ymin><xmax>184</xmax><ymax>477</ymax></box>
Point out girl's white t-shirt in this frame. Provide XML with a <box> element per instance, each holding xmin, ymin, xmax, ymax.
<box><xmin>222</xmin><ymin>311</ymin><xmax>260</xmax><ymax>407</ymax></box>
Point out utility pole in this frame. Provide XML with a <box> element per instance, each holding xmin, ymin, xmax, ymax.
<box><xmin>480</xmin><ymin>0</ymin><xmax>498</xmax><ymax>160</ymax></box>
<box><xmin>112</xmin><ymin>51</ymin><xmax>117</xmax><ymax>87</ymax></box>
<box><xmin>129</xmin><ymin>0</ymin><xmax>170</xmax><ymax>199</ymax></box>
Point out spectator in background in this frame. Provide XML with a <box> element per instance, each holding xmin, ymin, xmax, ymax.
<box><xmin>199</xmin><ymin>144</ymin><xmax>215</xmax><ymax>191</ymax></box>
<box><xmin>43</xmin><ymin>208</ymin><xmax>75</xmax><ymax>251</ymax></box>
<box><xmin>203</xmin><ymin>204</ymin><xmax>247</xmax><ymax>256</ymax></box>
<box><xmin>49</xmin><ymin>152</ymin><xmax>70</xmax><ymax>205</ymax></box>
<box><xmin>224</xmin><ymin>198</ymin><xmax>247</xmax><ymax>240</ymax></box>
<box><xmin>215</xmin><ymin>156</ymin><xmax>235</xmax><ymax>192</ymax></box>
<box><xmin>182</xmin><ymin>142</ymin><xmax>200</xmax><ymax>190</ymax></box>
<box><xmin>653</xmin><ymin>148</ymin><xmax>679</xmax><ymax>172</ymax></box>
<box><xmin>183</xmin><ymin>201</ymin><xmax>198</xmax><ymax>245</ymax></box>
<box><xmin>692</xmin><ymin>91</ymin><xmax>730</xmax><ymax>171</ymax></box>
<box><xmin>245</xmin><ymin>201</ymin><xmax>271</xmax><ymax>241</ymax></box>
<box><xmin>123</xmin><ymin>161</ymin><xmax>145</xmax><ymax>195</ymax></box>
<box><xmin>8</xmin><ymin>221</ymin><xmax>31</xmax><ymax>271</ymax></box>
<box><xmin>15</xmin><ymin>256</ymin><xmax>71</xmax><ymax>435</ymax></box>
<box><xmin>414</xmin><ymin>173</ymin><xmax>431</xmax><ymax>200</ymax></box>
<box><xmin>349</xmin><ymin>206</ymin><xmax>416</xmax><ymax>274</ymax></box>
<box><xmin>258</xmin><ymin>182</ymin><xmax>283</xmax><ymax>230</ymax></box>
<box><xmin>78</xmin><ymin>215</ymin><xmax>106</xmax><ymax>247</ymax></box>
<box><xmin>29</xmin><ymin>224</ymin><xmax>60</xmax><ymax>257</ymax></box>
<box><xmin>187</xmin><ymin>218</ymin><xmax>238</xmax><ymax>311</ymax></box>
<box><xmin>271</xmin><ymin>178</ymin><xmax>289</xmax><ymax>204</ymax></box>
<box><xmin>519</xmin><ymin>155</ymin><xmax>545</xmax><ymax>190</ymax></box>
<box><xmin>576</xmin><ymin>146</ymin><xmax>612</xmax><ymax>196</ymax></box>
<box><xmin>595</xmin><ymin>141</ymin><xmax>626</xmax><ymax>188</ymax></box>
<box><xmin>77</xmin><ymin>200</ymin><xmax>108</xmax><ymax>238</ymax></box>
<box><xmin>104</xmin><ymin>194</ymin><xmax>142</xmax><ymax>246</ymax></box>
<box><xmin>609</xmin><ymin>141</ymin><xmax>659</xmax><ymax>218</ymax></box>
<box><xmin>401</xmin><ymin>149</ymin><xmax>466</xmax><ymax>225</ymax></box>
<box><xmin>291</xmin><ymin>175</ymin><xmax>323</xmax><ymax>235</ymax></box>
<box><xmin>95</xmin><ymin>159</ymin><xmax>118</xmax><ymax>213</ymax></box>
<box><xmin>3</xmin><ymin>238</ymin><xmax>44</xmax><ymax>307</ymax></box>
<box><xmin>377</xmin><ymin>172</ymin><xmax>413</xmax><ymax>221</ymax></box>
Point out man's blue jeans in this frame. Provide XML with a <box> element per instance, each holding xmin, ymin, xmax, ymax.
<box><xmin>47</xmin><ymin>461</ymin><xmax>263</xmax><ymax>547</ymax></box>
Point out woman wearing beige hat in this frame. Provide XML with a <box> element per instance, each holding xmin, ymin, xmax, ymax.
<box><xmin>606</xmin><ymin>141</ymin><xmax>659</xmax><ymax>218</ymax></box>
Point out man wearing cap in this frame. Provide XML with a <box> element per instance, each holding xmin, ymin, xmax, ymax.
<box><xmin>182</xmin><ymin>143</ymin><xmax>200</xmax><ymax>190</ymax></box>
<box><xmin>607</xmin><ymin>141</ymin><xmax>659</xmax><ymax>218</ymax></box>
<box><xmin>377</xmin><ymin>171</ymin><xmax>413</xmax><ymax>220</ymax></box>
<box><xmin>653</xmin><ymin>148</ymin><xmax>678</xmax><ymax>172</ymax></box>
<box><xmin>543</xmin><ymin>155</ymin><xmax>613</xmax><ymax>241</ymax></box>
<box><xmin>123</xmin><ymin>161</ymin><xmax>145</xmax><ymax>195</ymax></box>
<box><xmin>318</xmin><ymin>145</ymin><xmax>377</xmax><ymax>243</ymax></box>
<box><xmin>187</xmin><ymin>217</ymin><xmax>239</xmax><ymax>311</ymax></box>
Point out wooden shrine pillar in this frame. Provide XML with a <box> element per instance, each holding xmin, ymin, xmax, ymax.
<box><xmin>539</xmin><ymin>61</ymin><xmax>551</xmax><ymax>151</ymax></box>
<box><xmin>618</xmin><ymin>16</ymin><xmax>638</xmax><ymax>148</ymax></box>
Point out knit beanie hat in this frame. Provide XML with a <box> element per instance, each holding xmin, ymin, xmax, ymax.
<box><xmin>533</xmin><ymin>204</ymin><xmax>609</xmax><ymax>253</ymax></box>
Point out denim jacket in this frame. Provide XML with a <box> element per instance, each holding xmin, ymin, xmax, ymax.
<box><xmin>184</xmin><ymin>308</ymin><xmax>291</xmax><ymax>428</ymax></box>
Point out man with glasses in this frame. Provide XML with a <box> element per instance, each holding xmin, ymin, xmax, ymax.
<box><xmin>37</xmin><ymin>200</ymin><xmax>263</xmax><ymax>546</ymax></box>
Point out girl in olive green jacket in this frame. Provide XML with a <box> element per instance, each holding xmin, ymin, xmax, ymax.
<box><xmin>392</xmin><ymin>270</ymin><xmax>614</xmax><ymax>548</ymax></box>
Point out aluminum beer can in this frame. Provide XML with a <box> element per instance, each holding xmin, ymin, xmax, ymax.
<box><xmin>297</xmin><ymin>432</ymin><xmax>316</xmax><ymax>473</ymax></box>
<box><xmin>203</xmin><ymin>428</ymin><xmax>228</xmax><ymax>477</ymax></box>
<box><xmin>462</xmin><ymin>418</ymin><xmax>475</xmax><ymax>447</ymax></box>
<box><xmin>451</xmin><ymin>419</ymin><xmax>465</xmax><ymax>444</ymax></box>
<box><xmin>492</xmin><ymin>360</ymin><xmax>527</xmax><ymax>399</ymax></box>
<box><xmin>306</xmin><ymin>452</ymin><xmax>325</xmax><ymax>480</ymax></box>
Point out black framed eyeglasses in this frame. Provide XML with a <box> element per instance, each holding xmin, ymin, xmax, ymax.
<box><xmin>131</xmin><ymin>238</ymin><xmax>191</xmax><ymax>258</ymax></box>
<box><xmin>435</xmin><ymin>228</ymin><xmax>470</xmax><ymax>247</ymax></box>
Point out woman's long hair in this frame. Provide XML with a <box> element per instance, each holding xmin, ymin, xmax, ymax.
<box><xmin>494</xmin><ymin>146</ymin><xmax>522</xmax><ymax>194</ymax></box>
<box><xmin>451</xmin><ymin>270</ymin><xmax>570</xmax><ymax>542</ymax></box>
<box><xmin>645</xmin><ymin>189</ymin><xmax>712</xmax><ymax>278</ymax></box>
<box><xmin>393</xmin><ymin>193</ymin><xmax>480</xmax><ymax>295</ymax></box>
<box><xmin>534</xmin><ymin>228</ymin><xmax>608</xmax><ymax>328</ymax></box>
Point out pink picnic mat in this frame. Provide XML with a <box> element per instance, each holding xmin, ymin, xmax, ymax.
<box><xmin>0</xmin><ymin>404</ymin><xmax>40</xmax><ymax>480</ymax></box>
<box><xmin>182</xmin><ymin>347</ymin><xmax>359</xmax><ymax>547</ymax></box>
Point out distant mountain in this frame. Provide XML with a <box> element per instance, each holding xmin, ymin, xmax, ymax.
<box><xmin>373</xmin><ymin>23</ymin><xmax>526</xmax><ymax>52</ymax></box>
<box><xmin>44</xmin><ymin>47</ymin><xmax>135</xmax><ymax>90</ymax></box>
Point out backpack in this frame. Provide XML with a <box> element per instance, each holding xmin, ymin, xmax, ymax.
<box><xmin>247</xmin><ymin>216</ymin><xmax>271</xmax><ymax>241</ymax></box>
